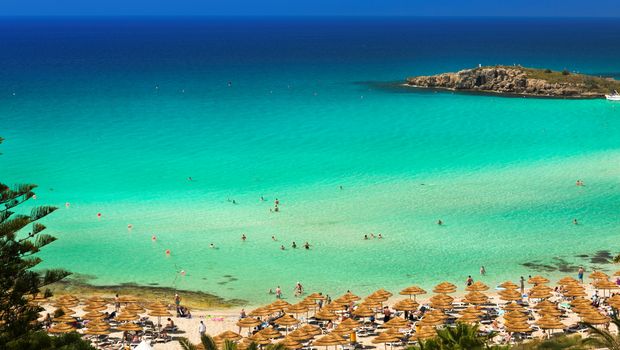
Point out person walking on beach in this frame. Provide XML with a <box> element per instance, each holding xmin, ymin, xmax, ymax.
<box><xmin>578</xmin><ymin>266</ymin><xmax>585</xmax><ymax>283</ymax></box>
<box><xmin>199</xmin><ymin>320</ymin><xmax>206</xmax><ymax>337</ymax></box>
<box><xmin>520</xmin><ymin>276</ymin><xmax>525</xmax><ymax>295</ymax></box>
<box><xmin>114</xmin><ymin>294</ymin><xmax>120</xmax><ymax>312</ymax></box>
<box><xmin>275</xmin><ymin>286</ymin><xmax>282</xmax><ymax>299</ymax></box>
<box><xmin>466</xmin><ymin>275</ymin><xmax>473</xmax><ymax>286</ymax></box>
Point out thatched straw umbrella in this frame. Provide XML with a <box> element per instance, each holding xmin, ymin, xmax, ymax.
<box><xmin>116</xmin><ymin>322</ymin><xmax>142</xmax><ymax>332</ymax></box>
<box><xmin>236</xmin><ymin>317</ymin><xmax>262</xmax><ymax>334</ymax></box>
<box><xmin>279</xmin><ymin>336</ymin><xmax>303</xmax><ymax>349</ymax></box>
<box><xmin>527</xmin><ymin>276</ymin><xmax>550</xmax><ymax>285</ymax></box>
<box><xmin>498</xmin><ymin>288</ymin><xmax>522</xmax><ymax>302</ymax></box>
<box><xmin>312</xmin><ymin>333</ymin><xmax>347</xmax><ymax>350</ymax></box>
<box><xmin>53</xmin><ymin>314</ymin><xmax>76</xmax><ymax>323</ymax></box>
<box><xmin>433</xmin><ymin>282</ymin><xmax>456</xmax><ymax>294</ymax></box>
<box><xmin>466</xmin><ymin>281</ymin><xmax>489</xmax><ymax>292</ymax></box>
<box><xmin>299</xmin><ymin>324</ymin><xmax>322</xmax><ymax>336</ymax></box>
<box><xmin>589</xmin><ymin>271</ymin><xmax>608</xmax><ymax>280</ymax></box>
<box><xmin>372</xmin><ymin>332</ymin><xmax>402</xmax><ymax>350</ymax></box>
<box><xmin>275</xmin><ymin>314</ymin><xmax>300</xmax><ymax>334</ymax></box>
<box><xmin>499</xmin><ymin>281</ymin><xmax>519</xmax><ymax>289</ymax></box>
<box><xmin>118</xmin><ymin>295</ymin><xmax>139</xmax><ymax>303</ymax></box>
<box><xmin>248</xmin><ymin>333</ymin><xmax>273</xmax><ymax>345</ymax></box>
<box><xmin>48</xmin><ymin>322</ymin><xmax>76</xmax><ymax>333</ymax></box>
<box><xmin>399</xmin><ymin>286</ymin><xmax>427</xmax><ymax>300</ymax></box>
<box><xmin>249</xmin><ymin>307</ymin><xmax>272</xmax><ymax>317</ymax></box>
<box><xmin>412</xmin><ymin>326</ymin><xmax>437</xmax><ymax>341</ymax></box>
<box><xmin>462</xmin><ymin>291</ymin><xmax>488</xmax><ymax>305</ymax></box>
<box><xmin>259</xmin><ymin>327</ymin><xmax>283</xmax><ymax>339</ymax></box>
<box><xmin>314</xmin><ymin>309</ymin><xmax>338</xmax><ymax>321</ymax></box>
<box><xmin>393</xmin><ymin>299</ymin><xmax>419</xmax><ymax>312</ymax></box>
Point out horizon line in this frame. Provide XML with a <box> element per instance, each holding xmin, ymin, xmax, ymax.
<box><xmin>0</xmin><ymin>14</ymin><xmax>619</xmax><ymax>19</ymax></box>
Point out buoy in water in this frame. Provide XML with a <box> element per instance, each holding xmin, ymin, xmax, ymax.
<box><xmin>65</xmin><ymin>202</ymin><xmax>70</xmax><ymax>208</ymax></box>
<box><xmin>32</xmin><ymin>194</ymin><xmax>37</xmax><ymax>200</ymax></box>
<box><xmin>180</xmin><ymin>270</ymin><xmax>186</xmax><ymax>276</ymax></box>
<box><xmin>97</xmin><ymin>213</ymin><xmax>102</xmax><ymax>218</ymax></box>
<box><xmin>165</xmin><ymin>249</ymin><xmax>170</xmax><ymax>255</ymax></box>
<box><xmin>127</xmin><ymin>224</ymin><xmax>133</xmax><ymax>230</ymax></box>
<box><xmin>152</xmin><ymin>235</ymin><xmax>157</xmax><ymax>241</ymax></box>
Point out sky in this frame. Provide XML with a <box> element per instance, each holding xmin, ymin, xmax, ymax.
<box><xmin>1</xmin><ymin>0</ymin><xmax>619</xmax><ymax>17</ymax></box>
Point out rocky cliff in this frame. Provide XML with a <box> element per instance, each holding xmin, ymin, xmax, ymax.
<box><xmin>406</xmin><ymin>66</ymin><xmax>620</xmax><ymax>98</ymax></box>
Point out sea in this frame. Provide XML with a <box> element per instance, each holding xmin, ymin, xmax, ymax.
<box><xmin>1</xmin><ymin>17</ymin><xmax>619</xmax><ymax>304</ymax></box>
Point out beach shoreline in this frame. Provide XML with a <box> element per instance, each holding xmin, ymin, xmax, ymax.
<box><xmin>48</xmin><ymin>278</ymin><xmax>248</xmax><ymax>310</ymax></box>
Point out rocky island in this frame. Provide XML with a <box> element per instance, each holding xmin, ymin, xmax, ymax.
<box><xmin>406</xmin><ymin>66</ymin><xmax>620</xmax><ymax>98</ymax></box>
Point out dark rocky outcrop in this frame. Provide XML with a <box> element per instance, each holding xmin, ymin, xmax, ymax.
<box><xmin>406</xmin><ymin>66</ymin><xmax>620</xmax><ymax>98</ymax></box>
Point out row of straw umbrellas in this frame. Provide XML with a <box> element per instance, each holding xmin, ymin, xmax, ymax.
<box><xmin>197</xmin><ymin>271</ymin><xmax>620</xmax><ymax>349</ymax></box>
<box><xmin>36</xmin><ymin>269</ymin><xmax>620</xmax><ymax>349</ymax></box>
<box><xmin>33</xmin><ymin>294</ymin><xmax>174</xmax><ymax>346</ymax></box>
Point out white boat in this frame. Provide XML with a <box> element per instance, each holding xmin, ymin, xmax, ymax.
<box><xmin>606</xmin><ymin>90</ymin><xmax>620</xmax><ymax>101</ymax></box>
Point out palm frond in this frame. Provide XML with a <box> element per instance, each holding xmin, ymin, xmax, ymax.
<box><xmin>201</xmin><ymin>334</ymin><xmax>219</xmax><ymax>350</ymax></box>
<box><xmin>178</xmin><ymin>337</ymin><xmax>198</xmax><ymax>350</ymax></box>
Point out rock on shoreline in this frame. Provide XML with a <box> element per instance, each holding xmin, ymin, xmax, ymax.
<box><xmin>406</xmin><ymin>66</ymin><xmax>620</xmax><ymax>98</ymax></box>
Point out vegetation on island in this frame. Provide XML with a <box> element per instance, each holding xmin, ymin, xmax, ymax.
<box><xmin>516</xmin><ymin>66</ymin><xmax>620</xmax><ymax>94</ymax></box>
<box><xmin>0</xmin><ymin>137</ymin><xmax>94</xmax><ymax>349</ymax></box>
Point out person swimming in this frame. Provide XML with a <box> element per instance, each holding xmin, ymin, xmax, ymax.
<box><xmin>280</xmin><ymin>245</ymin><xmax>285</xmax><ymax>250</ymax></box>
<box><xmin>378</xmin><ymin>233</ymin><xmax>383</xmax><ymax>239</ymax></box>
<box><xmin>437</xmin><ymin>219</ymin><xmax>443</xmax><ymax>225</ymax></box>
<box><xmin>241</xmin><ymin>234</ymin><xmax>246</xmax><ymax>241</ymax></box>
<box><xmin>364</xmin><ymin>234</ymin><xmax>368</xmax><ymax>240</ymax></box>
<box><xmin>292</xmin><ymin>241</ymin><xmax>297</xmax><ymax>249</ymax></box>
<box><xmin>209</xmin><ymin>243</ymin><xmax>215</xmax><ymax>249</ymax></box>
<box><xmin>370</xmin><ymin>233</ymin><xmax>375</xmax><ymax>239</ymax></box>
<box><xmin>573</xmin><ymin>218</ymin><xmax>579</xmax><ymax>225</ymax></box>
<box><xmin>303</xmin><ymin>242</ymin><xmax>310</xmax><ymax>250</ymax></box>
<box><xmin>272</xmin><ymin>235</ymin><xmax>277</xmax><ymax>241</ymax></box>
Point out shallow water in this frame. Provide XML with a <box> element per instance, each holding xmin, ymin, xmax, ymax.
<box><xmin>1</xmin><ymin>17</ymin><xmax>620</xmax><ymax>303</ymax></box>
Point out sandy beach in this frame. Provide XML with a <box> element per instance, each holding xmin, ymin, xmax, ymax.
<box><xmin>41</xmin><ymin>277</ymin><xmax>618</xmax><ymax>349</ymax></box>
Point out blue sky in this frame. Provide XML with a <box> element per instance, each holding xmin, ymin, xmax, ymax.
<box><xmin>1</xmin><ymin>0</ymin><xmax>619</xmax><ymax>17</ymax></box>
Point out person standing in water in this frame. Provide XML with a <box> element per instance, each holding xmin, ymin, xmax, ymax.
<box><xmin>241</xmin><ymin>234</ymin><xmax>246</xmax><ymax>242</ymax></box>
<box><xmin>292</xmin><ymin>241</ymin><xmax>297</xmax><ymax>249</ymax></box>
<box><xmin>303</xmin><ymin>242</ymin><xmax>310</xmax><ymax>250</ymax></box>
<box><xmin>275</xmin><ymin>286</ymin><xmax>282</xmax><ymax>299</ymax></box>
<box><xmin>480</xmin><ymin>266</ymin><xmax>486</xmax><ymax>275</ymax></box>
<box><xmin>578</xmin><ymin>266</ymin><xmax>585</xmax><ymax>283</ymax></box>
<box><xmin>294</xmin><ymin>282</ymin><xmax>304</xmax><ymax>297</ymax></box>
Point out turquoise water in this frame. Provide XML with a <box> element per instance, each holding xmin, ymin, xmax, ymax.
<box><xmin>1</xmin><ymin>18</ymin><xmax>620</xmax><ymax>304</ymax></box>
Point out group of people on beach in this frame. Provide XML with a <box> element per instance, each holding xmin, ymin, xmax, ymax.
<box><xmin>363</xmin><ymin>233</ymin><xmax>383</xmax><ymax>240</ymax></box>
<box><xmin>270</xmin><ymin>282</ymin><xmax>305</xmax><ymax>298</ymax></box>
